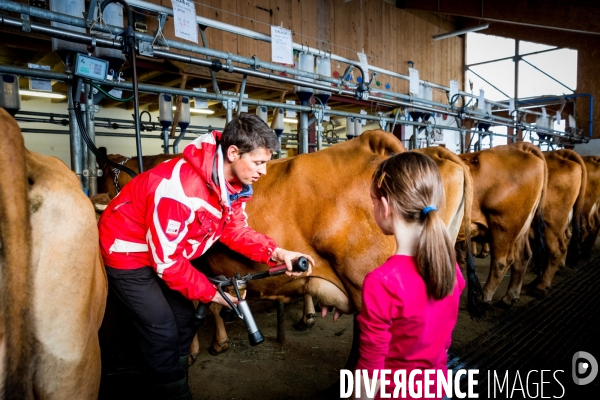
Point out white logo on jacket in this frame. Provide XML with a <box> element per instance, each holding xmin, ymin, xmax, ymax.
<box><xmin>166</xmin><ymin>220</ymin><xmax>181</xmax><ymax>235</ymax></box>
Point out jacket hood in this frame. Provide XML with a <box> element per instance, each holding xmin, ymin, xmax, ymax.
<box><xmin>182</xmin><ymin>130</ymin><xmax>222</xmax><ymax>184</ymax></box>
<box><xmin>182</xmin><ymin>131</ymin><xmax>252</xmax><ymax>208</ymax></box>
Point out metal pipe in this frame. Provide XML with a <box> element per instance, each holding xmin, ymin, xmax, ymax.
<box><xmin>85</xmin><ymin>83</ymin><xmax>97</xmax><ymax>196</ymax></box>
<box><xmin>19</xmin><ymin>128</ymin><xmax>200</xmax><ymax>140</ymax></box>
<box><xmin>237</xmin><ymin>74</ymin><xmax>247</xmax><ymax>117</ymax></box>
<box><xmin>519</xmin><ymin>58</ymin><xmax>575</xmax><ymax>93</ymax></box>
<box><xmin>0</xmin><ymin>5</ymin><xmax>549</xmax><ymax>124</ymax></box>
<box><xmin>199</xmin><ymin>26</ymin><xmax>220</xmax><ymax>95</ymax></box>
<box><xmin>467</xmin><ymin>67</ymin><xmax>511</xmax><ymax>99</ymax></box>
<box><xmin>225</xmin><ymin>99</ymin><xmax>233</xmax><ymax>123</ymax></box>
<box><xmin>1</xmin><ymin>64</ymin><xmax>577</xmax><ymax>141</ymax></box>
<box><xmin>162</xmin><ymin>128</ymin><xmax>170</xmax><ymax>154</ymax></box>
<box><xmin>299</xmin><ymin>112</ymin><xmax>309</xmax><ymax>154</ymax></box>
<box><xmin>1</xmin><ymin>0</ymin><xmax>552</xmax><ymax>125</ymax></box>
<box><xmin>0</xmin><ymin>14</ymin><xmax>121</xmax><ymax>49</ymax></box>
<box><xmin>66</xmin><ymin>81</ymin><xmax>83</xmax><ymax>187</ymax></box>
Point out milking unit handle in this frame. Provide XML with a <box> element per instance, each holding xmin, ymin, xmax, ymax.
<box><xmin>193</xmin><ymin>257</ymin><xmax>309</xmax><ymax>330</ymax></box>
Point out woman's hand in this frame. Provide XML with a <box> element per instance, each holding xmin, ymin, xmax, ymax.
<box><xmin>271</xmin><ymin>247</ymin><xmax>315</xmax><ymax>276</ymax></box>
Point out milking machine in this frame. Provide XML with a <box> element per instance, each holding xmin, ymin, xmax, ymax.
<box><xmin>194</xmin><ymin>257</ymin><xmax>309</xmax><ymax>346</ymax></box>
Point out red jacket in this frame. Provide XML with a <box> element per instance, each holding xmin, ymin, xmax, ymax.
<box><xmin>98</xmin><ymin>131</ymin><xmax>278</xmax><ymax>302</ymax></box>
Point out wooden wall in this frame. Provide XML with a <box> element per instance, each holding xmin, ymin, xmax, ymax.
<box><xmin>147</xmin><ymin>0</ymin><xmax>463</xmax><ymax>103</ymax></box>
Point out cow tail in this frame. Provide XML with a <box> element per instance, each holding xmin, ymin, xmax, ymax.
<box><xmin>0</xmin><ymin>109</ymin><xmax>35</xmax><ymax>398</ymax></box>
<box><xmin>458</xmin><ymin>157</ymin><xmax>486</xmax><ymax>320</ymax></box>
<box><xmin>566</xmin><ymin>151</ymin><xmax>587</xmax><ymax>268</ymax></box>
<box><xmin>529</xmin><ymin>146</ymin><xmax>548</xmax><ymax>277</ymax></box>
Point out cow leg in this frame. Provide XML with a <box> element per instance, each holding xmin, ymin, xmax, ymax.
<box><xmin>482</xmin><ymin>234</ymin><xmax>515</xmax><ymax>303</ymax></box>
<box><xmin>292</xmin><ymin>294</ymin><xmax>316</xmax><ymax>331</ymax></box>
<box><xmin>500</xmin><ymin>236</ymin><xmax>531</xmax><ymax>307</ymax></box>
<box><xmin>209</xmin><ymin>303</ymin><xmax>229</xmax><ymax>356</ymax></box>
<box><xmin>529</xmin><ymin>230</ymin><xmax>566</xmax><ymax>298</ymax></box>
<box><xmin>188</xmin><ymin>333</ymin><xmax>200</xmax><ymax>366</ymax></box>
<box><xmin>481</xmin><ymin>243</ymin><xmax>491</xmax><ymax>258</ymax></box>
<box><xmin>471</xmin><ymin>241</ymin><xmax>480</xmax><ymax>257</ymax></box>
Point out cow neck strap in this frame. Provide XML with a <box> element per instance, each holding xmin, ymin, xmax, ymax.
<box><xmin>113</xmin><ymin>156</ymin><xmax>132</xmax><ymax>194</ymax></box>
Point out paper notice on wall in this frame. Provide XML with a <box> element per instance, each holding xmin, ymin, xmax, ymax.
<box><xmin>193</xmin><ymin>88</ymin><xmax>208</xmax><ymax>108</ymax></box>
<box><xmin>171</xmin><ymin>0</ymin><xmax>198</xmax><ymax>43</ymax></box>
<box><xmin>478</xmin><ymin>89</ymin><xmax>485</xmax><ymax>110</ymax></box>
<box><xmin>509</xmin><ymin>98</ymin><xmax>515</xmax><ymax>115</ymax></box>
<box><xmin>323</xmin><ymin>105</ymin><xmax>331</xmax><ymax>122</ymax></box>
<box><xmin>408</xmin><ymin>68</ymin><xmax>419</xmax><ymax>95</ymax></box>
<box><xmin>556</xmin><ymin>111</ymin><xmax>561</xmax><ymax>124</ymax></box>
<box><xmin>357</xmin><ymin>52</ymin><xmax>370</xmax><ymax>83</ymax></box>
<box><xmin>449</xmin><ymin>80</ymin><xmax>459</xmax><ymax>102</ymax></box>
<box><xmin>28</xmin><ymin>64</ymin><xmax>52</xmax><ymax>91</ymax></box>
<box><xmin>285</xmin><ymin>100</ymin><xmax>297</xmax><ymax>118</ymax></box>
<box><xmin>360</xmin><ymin>109</ymin><xmax>368</xmax><ymax>125</ymax></box>
<box><xmin>271</xmin><ymin>26</ymin><xmax>293</xmax><ymax>64</ymax></box>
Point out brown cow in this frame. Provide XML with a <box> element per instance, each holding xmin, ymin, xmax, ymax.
<box><xmin>203</xmin><ymin>130</ymin><xmax>484</xmax><ymax>355</ymax></box>
<box><xmin>581</xmin><ymin>156</ymin><xmax>600</xmax><ymax>258</ymax></box>
<box><xmin>0</xmin><ymin>108</ymin><xmax>107</xmax><ymax>399</ymax></box>
<box><xmin>459</xmin><ymin>142</ymin><xmax>547</xmax><ymax>307</ymax></box>
<box><xmin>97</xmin><ymin>148</ymin><xmax>179</xmax><ymax>198</ymax></box>
<box><xmin>524</xmin><ymin>150</ymin><xmax>587</xmax><ymax>297</ymax></box>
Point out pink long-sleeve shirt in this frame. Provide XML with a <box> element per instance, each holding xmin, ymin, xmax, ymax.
<box><xmin>356</xmin><ymin>255</ymin><xmax>465</xmax><ymax>399</ymax></box>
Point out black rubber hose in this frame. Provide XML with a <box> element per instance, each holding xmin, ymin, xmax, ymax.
<box><xmin>72</xmin><ymin>77</ymin><xmax>138</xmax><ymax>178</ymax></box>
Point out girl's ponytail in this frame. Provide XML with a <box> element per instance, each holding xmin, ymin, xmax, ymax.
<box><xmin>416</xmin><ymin>206</ymin><xmax>457</xmax><ymax>300</ymax></box>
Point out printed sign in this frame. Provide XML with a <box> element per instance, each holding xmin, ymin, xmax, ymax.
<box><xmin>171</xmin><ymin>0</ymin><xmax>198</xmax><ymax>43</ymax></box>
<box><xmin>271</xmin><ymin>26</ymin><xmax>293</xmax><ymax>64</ymax></box>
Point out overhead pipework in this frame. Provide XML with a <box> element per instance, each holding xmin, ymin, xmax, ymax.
<box><xmin>0</xmin><ymin>0</ymin><xmax>589</xmax><ymax>152</ymax></box>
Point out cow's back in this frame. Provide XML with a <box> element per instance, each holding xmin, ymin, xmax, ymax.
<box><xmin>0</xmin><ymin>108</ymin><xmax>107</xmax><ymax>399</ymax></box>
<box><xmin>459</xmin><ymin>142</ymin><xmax>546</xmax><ymax>239</ymax></box>
<box><xmin>27</xmin><ymin>150</ymin><xmax>107</xmax><ymax>399</ymax></box>
<box><xmin>581</xmin><ymin>156</ymin><xmax>600</xmax><ymax>253</ymax></box>
<box><xmin>543</xmin><ymin>150</ymin><xmax>585</xmax><ymax>237</ymax></box>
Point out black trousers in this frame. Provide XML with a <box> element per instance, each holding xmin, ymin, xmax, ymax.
<box><xmin>105</xmin><ymin>265</ymin><xmax>198</xmax><ymax>384</ymax></box>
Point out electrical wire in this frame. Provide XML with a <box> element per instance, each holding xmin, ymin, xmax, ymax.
<box><xmin>89</xmin><ymin>81</ymin><xmax>134</xmax><ymax>102</ymax></box>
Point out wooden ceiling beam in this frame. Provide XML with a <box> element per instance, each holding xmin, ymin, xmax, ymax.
<box><xmin>396</xmin><ymin>0</ymin><xmax>600</xmax><ymax>35</ymax></box>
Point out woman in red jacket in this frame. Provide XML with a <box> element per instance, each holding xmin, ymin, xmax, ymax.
<box><xmin>356</xmin><ymin>152</ymin><xmax>464</xmax><ymax>400</ymax></box>
<box><xmin>99</xmin><ymin>114</ymin><xmax>313</xmax><ymax>399</ymax></box>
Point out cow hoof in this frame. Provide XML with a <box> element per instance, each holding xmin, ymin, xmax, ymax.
<box><xmin>306</xmin><ymin>314</ymin><xmax>315</xmax><ymax>328</ymax></box>
<box><xmin>494</xmin><ymin>299</ymin><xmax>512</xmax><ymax>309</ymax></box>
<box><xmin>209</xmin><ymin>340</ymin><xmax>229</xmax><ymax>356</ymax></box>
<box><xmin>293</xmin><ymin>319</ymin><xmax>309</xmax><ymax>331</ymax></box>
<box><xmin>188</xmin><ymin>352</ymin><xmax>199</xmax><ymax>366</ymax></box>
<box><xmin>528</xmin><ymin>286</ymin><xmax>547</xmax><ymax>299</ymax></box>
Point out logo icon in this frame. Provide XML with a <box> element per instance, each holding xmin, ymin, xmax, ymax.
<box><xmin>572</xmin><ymin>351</ymin><xmax>598</xmax><ymax>385</ymax></box>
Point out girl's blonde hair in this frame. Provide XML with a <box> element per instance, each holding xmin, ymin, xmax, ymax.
<box><xmin>372</xmin><ymin>152</ymin><xmax>456</xmax><ymax>299</ymax></box>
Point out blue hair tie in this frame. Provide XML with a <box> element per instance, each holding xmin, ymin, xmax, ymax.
<box><xmin>422</xmin><ymin>205</ymin><xmax>437</xmax><ymax>215</ymax></box>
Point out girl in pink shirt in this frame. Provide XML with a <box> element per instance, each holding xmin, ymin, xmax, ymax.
<box><xmin>356</xmin><ymin>151</ymin><xmax>465</xmax><ymax>399</ymax></box>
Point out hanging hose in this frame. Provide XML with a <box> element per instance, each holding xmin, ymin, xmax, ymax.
<box><xmin>99</xmin><ymin>0</ymin><xmax>144</xmax><ymax>173</ymax></box>
<box><xmin>72</xmin><ymin>76</ymin><xmax>138</xmax><ymax>178</ymax></box>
